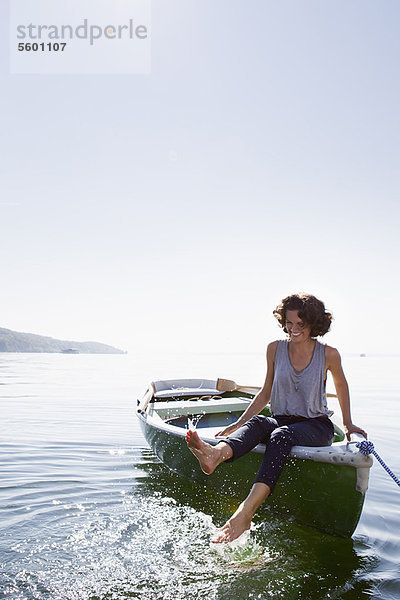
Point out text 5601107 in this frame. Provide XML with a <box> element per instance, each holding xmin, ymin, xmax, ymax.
<box><xmin>18</xmin><ymin>42</ymin><xmax>67</xmax><ymax>52</ymax></box>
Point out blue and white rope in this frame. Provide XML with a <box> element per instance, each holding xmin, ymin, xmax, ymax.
<box><xmin>357</xmin><ymin>440</ymin><xmax>400</xmax><ymax>488</ymax></box>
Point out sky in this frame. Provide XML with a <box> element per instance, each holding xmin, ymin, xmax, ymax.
<box><xmin>1</xmin><ymin>0</ymin><xmax>400</xmax><ymax>357</ymax></box>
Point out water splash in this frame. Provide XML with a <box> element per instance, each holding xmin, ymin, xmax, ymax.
<box><xmin>187</xmin><ymin>413</ymin><xmax>205</xmax><ymax>431</ymax></box>
<box><xmin>211</xmin><ymin>526</ymin><xmax>267</xmax><ymax>566</ymax></box>
<box><xmin>6</xmin><ymin>492</ymin><xmax>230</xmax><ymax>600</ymax></box>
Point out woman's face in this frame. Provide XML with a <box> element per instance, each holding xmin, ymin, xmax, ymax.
<box><xmin>285</xmin><ymin>310</ymin><xmax>312</xmax><ymax>342</ymax></box>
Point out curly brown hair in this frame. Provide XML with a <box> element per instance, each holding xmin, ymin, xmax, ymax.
<box><xmin>273</xmin><ymin>294</ymin><xmax>332</xmax><ymax>338</ymax></box>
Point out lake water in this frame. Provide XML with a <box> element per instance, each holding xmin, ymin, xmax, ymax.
<box><xmin>1</xmin><ymin>351</ymin><xmax>400</xmax><ymax>600</ymax></box>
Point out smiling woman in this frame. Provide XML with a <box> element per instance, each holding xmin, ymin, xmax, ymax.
<box><xmin>274</xmin><ymin>294</ymin><xmax>333</xmax><ymax>340</ymax></box>
<box><xmin>186</xmin><ymin>292</ymin><xmax>367</xmax><ymax>543</ymax></box>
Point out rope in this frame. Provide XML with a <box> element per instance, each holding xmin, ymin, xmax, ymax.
<box><xmin>356</xmin><ymin>440</ymin><xmax>400</xmax><ymax>488</ymax></box>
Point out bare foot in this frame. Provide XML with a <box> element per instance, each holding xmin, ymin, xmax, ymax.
<box><xmin>185</xmin><ymin>430</ymin><xmax>230</xmax><ymax>475</ymax></box>
<box><xmin>211</xmin><ymin>503</ymin><xmax>252</xmax><ymax>543</ymax></box>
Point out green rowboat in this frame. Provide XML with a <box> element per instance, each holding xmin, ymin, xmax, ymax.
<box><xmin>136</xmin><ymin>378</ymin><xmax>372</xmax><ymax>538</ymax></box>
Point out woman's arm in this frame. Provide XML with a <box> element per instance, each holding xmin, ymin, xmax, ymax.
<box><xmin>215</xmin><ymin>341</ymin><xmax>277</xmax><ymax>437</ymax></box>
<box><xmin>326</xmin><ymin>346</ymin><xmax>367</xmax><ymax>440</ymax></box>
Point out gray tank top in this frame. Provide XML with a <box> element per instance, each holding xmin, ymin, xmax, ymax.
<box><xmin>270</xmin><ymin>340</ymin><xmax>333</xmax><ymax>418</ymax></box>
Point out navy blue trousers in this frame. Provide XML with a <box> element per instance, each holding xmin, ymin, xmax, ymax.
<box><xmin>224</xmin><ymin>415</ymin><xmax>335</xmax><ymax>493</ymax></box>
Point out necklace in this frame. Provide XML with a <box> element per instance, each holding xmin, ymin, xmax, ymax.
<box><xmin>287</xmin><ymin>341</ymin><xmax>315</xmax><ymax>392</ymax></box>
<box><xmin>289</xmin><ymin>367</ymin><xmax>304</xmax><ymax>392</ymax></box>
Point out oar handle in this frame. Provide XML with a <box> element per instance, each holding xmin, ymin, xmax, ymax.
<box><xmin>218</xmin><ymin>377</ymin><xmax>337</xmax><ymax>398</ymax></box>
<box><xmin>236</xmin><ymin>385</ymin><xmax>262</xmax><ymax>392</ymax></box>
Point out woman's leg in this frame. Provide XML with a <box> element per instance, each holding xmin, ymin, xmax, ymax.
<box><xmin>186</xmin><ymin>415</ymin><xmax>279</xmax><ymax>475</ymax></box>
<box><xmin>254</xmin><ymin>417</ymin><xmax>334</xmax><ymax>492</ymax></box>
<box><xmin>213</xmin><ymin>417</ymin><xmax>334</xmax><ymax>543</ymax></box>
<box><xmin>212</xmin><ymin>482</ymin><xmax>271</xmax><ymax>543</ymax></box>
<box><xmin>185</xmin><ymin>429</ymin><xmax>233</xmax><ymax>474</ymax></box>
<box><xmin>223</xmin><ymin>415</ymin><xmax>279</xmax><ymax>461</ymax></box>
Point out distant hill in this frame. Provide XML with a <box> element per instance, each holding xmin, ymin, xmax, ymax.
<box><xmin>0</xmin><ymin>327</ymin><xmax>126</xmax><ymax>354</ymax></box>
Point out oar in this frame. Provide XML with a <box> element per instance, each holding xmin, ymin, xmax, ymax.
<box><xmin>216</xmin><ymin>378</ymin><xmax>261</xmax><ymax>394</ymax></box>
<box><xmin>217</xmin><ymin>378</ymin><xmax>337</xmax><ymax>397</ymax></box>
<box><xmin>137</xmin><ymin>382</ymin><xmax>156</xmax><ymax>414</ymax></box>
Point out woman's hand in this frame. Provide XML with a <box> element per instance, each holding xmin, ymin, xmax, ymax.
<box><xmin>344</xmin><ymin>422</ymin><xmax>367</xmax><ymax>441</ymax></box>
<box><xmin>215</xmin><ymin>421</ymin><xmax>242</xmax><ymax>438</ymax></box>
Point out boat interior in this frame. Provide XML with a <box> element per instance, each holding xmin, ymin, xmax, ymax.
<box><xmin>140</xmin><ymin>378</ymin><xmax>346</xmax><ymax>443</ymax></box>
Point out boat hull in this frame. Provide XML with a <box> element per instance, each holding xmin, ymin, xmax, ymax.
<box><xmin>138</xmin><ymin>413</ymin><xmax>368</xmax><ymax>538</ymax></box>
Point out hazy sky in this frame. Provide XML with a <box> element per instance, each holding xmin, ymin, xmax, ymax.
<box><xmin>1</xmin><ymin>1</ymin><xmax>400</xmax><ymax>356</ymax></box>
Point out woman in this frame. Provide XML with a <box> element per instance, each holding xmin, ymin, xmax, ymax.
<box><xmin>186</xmin><ymin>293</ymin><xmax>367</xmax><ymax>543</ymax></box>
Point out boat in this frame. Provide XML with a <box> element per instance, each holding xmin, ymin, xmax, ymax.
<box><xmin>136</xmin><ymin>378</ymin><xmax>373</xmax><ymax>538</ymax></box>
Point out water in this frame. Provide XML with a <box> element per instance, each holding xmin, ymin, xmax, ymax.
<box><xmin>1</xmin><ymin>352</ymin><xmax>400</xmax><ymax>600</ymax></box>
